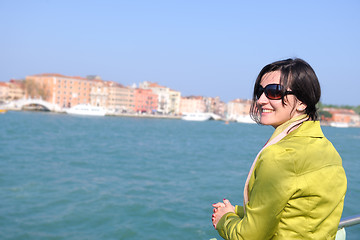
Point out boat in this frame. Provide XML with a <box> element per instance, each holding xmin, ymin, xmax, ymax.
<box><xmin>236</xmin><ymin>115</ymin><xmax>256</xmax><ymax>124</ymax></box>
<box><xmin>330</xmin><ymin>122</ymin><xmax>349</xmax><ymax>128</ymax></box>
<box><xmin>66</xmin><ymin>104</ymin><xmax>106</xmax><ymax>116</ymax></box>
<box><xmin>181</xmin><ymin>112</ymin><xmax>211</xmax><ymax>121</ymax></box>
<box><xmin>209</xmin><ymin>113</ymin><xmax>222</xmax><ymax>121</ymax></box>
<box><xmin>0</xmin><ymin>109</ymin><xmax>7</xmax><ymax>114</ymax></box>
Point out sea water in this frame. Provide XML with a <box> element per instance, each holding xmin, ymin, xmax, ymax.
<box><xmin>0</xmin><ymin>111</ymin><xmax>359</xmax><ymax>240</ymax></box>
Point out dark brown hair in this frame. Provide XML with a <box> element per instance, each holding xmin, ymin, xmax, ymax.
<box><xmin>250</xmin><ymin>58</ymin><xmax>321</xmax><ymax>123</ymax></box>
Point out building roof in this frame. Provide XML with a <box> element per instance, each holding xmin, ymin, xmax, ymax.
<box><xmin>324</xmin><ymin>108</ymin><xmax>356</xmax><ymax>115</ymax></box>
<box><xmin>149</xmin><ymin>82</ymin><xmax>166</xmax><ymax>88</ymax></box>
<box><xmin>30</xmin><ymin>73</ymin><xmax>89</xmax><ymax>80</ymax></box>
<box><xmin>106</xmin><ymin>81</ymin><xmax>125</xmax><ymax>88</ymax></box>
<box><xmin>229</xmin><ymin>98</ymin><xmax>252</xmax><ymax>103</ymax></box>
<box><xmin>182</xmin><ymin>96</ymin><xmax>203</xmax><ymax>100</ymax></box>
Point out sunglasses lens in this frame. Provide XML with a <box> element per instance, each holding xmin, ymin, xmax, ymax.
<box><xmin>266</xmin><ymin>85</ymin><xmax>283</xmax><ymax>99</ymax></box>
<box><xmin>256</xmin><ymin>84</ymin><xmax>284</xmax><ymax>100</ymax></box>
<box><xmin>256</xmin><ymin>87</ymin><xmax>264</xmax><ymax>99</ymax></box>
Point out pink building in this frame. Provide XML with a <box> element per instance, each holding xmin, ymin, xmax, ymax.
<box><xmin>133</xmin><ymin>89</ymin><xmax>158</xmax><ymax>113</ymax></box>
<box><xmin>227</xmin><ymin>98</ymin><xmax>252</xmax><ymax>120</ymax></box>
<box><xmin>179</xmin><ymin>96</ymin><xmax>206</xmax><ymax>114</ymax></box>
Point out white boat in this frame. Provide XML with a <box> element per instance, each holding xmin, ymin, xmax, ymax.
<box><xmin>236</xmin><ymin>115</ymin><xmax>256</xmax><ymax>124</ymax></box>
<box><xmin>330</xmin><ymin>122</ymin><xmax>349</xmax><ymax>128</ymax></box>
<box><xmin>181</xmin><ymin>112</ymin><xmax>211</xmax><ymax>121</ymax></box>
<box><xmin>66</xmin><ymin>104</ymin><xmax>106</xmax><ymax>116</ymax></box>
<box><xmin>209</xmin><ymin>113</ymin><xmax>222</xmax><ymax>121</ymax></box>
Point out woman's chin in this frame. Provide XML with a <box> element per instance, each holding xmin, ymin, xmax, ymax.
<box><xmin>260</xmin><ymin>117</ymin><xmax>278</xmax><ymax>128</ymax></box>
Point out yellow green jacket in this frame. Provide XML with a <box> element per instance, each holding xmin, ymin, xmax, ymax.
<box><xmin>216</xmin><ymin>121</ymin><xmax>347</xmax><ymax>239</ymax></box>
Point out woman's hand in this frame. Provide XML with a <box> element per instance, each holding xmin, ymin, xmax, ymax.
<box><xmin>212</xmin><ymin>199</ymin><xmax>235</xmax><ymax>228</ymax></box>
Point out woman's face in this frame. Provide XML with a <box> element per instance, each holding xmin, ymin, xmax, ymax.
<box><xmin>257</xmin><ymin>71</ymin><xmax>304</xmax><ymax>128</ymax></box>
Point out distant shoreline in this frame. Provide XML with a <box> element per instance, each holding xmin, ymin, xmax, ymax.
<box><xmin>4</xmin><ymin>109</ymin><xmax>360</xmax><ymax>128</ymax></box>
<box><xmin>107</xmin><ymin>112</ymin><xmax>182</xmax><ymax>120</ymax></box>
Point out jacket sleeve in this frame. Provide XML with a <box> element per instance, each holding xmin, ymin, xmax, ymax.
<box><xmin>235</xmin><ymin>205</ymin><xmax>244</xmax><ymax>218</ymax></box>
<box><xmin>216</xmin><ymin>146</ymin><xmax>296</xmax><ymax>239</ymax></box>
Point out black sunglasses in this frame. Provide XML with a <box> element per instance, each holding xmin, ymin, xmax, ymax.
<box><xmin>256</xmin><ymin>84</ymin><xmax>294</xmax><ymax>100</ymax></box>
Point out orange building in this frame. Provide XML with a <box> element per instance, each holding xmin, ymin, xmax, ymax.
<box><xmin>323</xmin><ymin>108</ymin><xmax>360</xmax><ymax>126</ymax></box>
<box><xmin>25</xmin><ymin>73</ymin><xmax>93</xmax><ymax>108</ymax></box>
<box><xmin>133</xmin><ymin>89</ymin><xmax>158</xmax><ymax>113</ymax></box>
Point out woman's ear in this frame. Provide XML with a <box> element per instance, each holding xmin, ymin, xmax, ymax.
<box><xmin>296</xmin><ymin>102</ymin><xmax>307</xmax><ymax>112</ymax></box>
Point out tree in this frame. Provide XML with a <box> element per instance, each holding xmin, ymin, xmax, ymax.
<box><xmin>24</xmin><ymin>78</ymin><xmax>50</xmax><ymax>100</ymax></box>
<box><xmin>354</xmin><ymin>105</ymin><xmax>360</xmax><ymax>115</ymax></box>
<box><xmin>318</xmin><ymin>110</ymin><xmax>332</xmax><ymax>119</ymax></box>
<box><xmin>24</xmin><ymin>79</ymin><xmax>37</xmax><ymax>98</ymax></box>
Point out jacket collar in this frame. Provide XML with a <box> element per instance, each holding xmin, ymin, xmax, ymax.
<box><xmin>268</xmin><ymin>114</ymin><xmax>308</xmax><ymax>142</ymax></box>
<box><xmin>269</xmin><ymin>114</ymin><xmax>324</xmax><ymax>140</ymax></box>
<box><xmin>291</xmin><ymin>120</ymin><xmax>324</xmax><ymax>138</ymax></box>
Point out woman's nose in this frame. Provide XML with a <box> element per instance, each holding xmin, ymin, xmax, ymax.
<box><xmin>257</xmin><ymin>92</ymin><xmax>268</xmax><ymax>105</ymax></box>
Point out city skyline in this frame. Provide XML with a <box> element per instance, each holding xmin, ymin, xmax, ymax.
<box><xmin>1</xmin><ymin>1</ymin><xmax>359</xmax><ymax>106</ymax></box>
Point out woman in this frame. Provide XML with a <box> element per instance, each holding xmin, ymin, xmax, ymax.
<box><xmin>212</xmin><ymin>58</ymin><xmax>347</xmax><ymax>239</ymax></box>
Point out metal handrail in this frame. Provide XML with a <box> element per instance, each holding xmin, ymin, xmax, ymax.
<box><xmin>338</xmin><ymin>214</ymin><xmax>360</xmax><ymax>229</ymax></box>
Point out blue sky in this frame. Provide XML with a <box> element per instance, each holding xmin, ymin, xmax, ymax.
<box><xmin>1</xmin><ymin>0</ymin><xmax>359</xmax><ymax>105</ymax></box>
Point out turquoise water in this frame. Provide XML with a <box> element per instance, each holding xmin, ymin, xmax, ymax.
<box><xmin>1</xmin><ymin>111</ymin><xmax>359</xmax><ymax>240</ymax></box>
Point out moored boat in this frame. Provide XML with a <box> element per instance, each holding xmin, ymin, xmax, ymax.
<box><xmin>181</xmin><ymin>112</ymin><xmax>211</xmax><ymax>121</ymax></box>
<box><xmin>0</xmin><ymin>109</ymin><xmax>7</xmax><ymax>114</ymax></box>
<box><xmin>330</xmin><ymin>122</ymin><xmax>349</xmax><ymax>128</ymax></box>
<box><xmin>236</xmin><ymin>115</ymin><xmax>256</xmax><ymax>124</ymax></box>
<box><xmin>66</xmin><ymin>104</ymin><xmax>106</xmax><ymax>116</ymax></box>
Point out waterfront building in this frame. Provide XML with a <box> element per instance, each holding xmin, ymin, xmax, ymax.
<box><xmin>8</xmin><ymin>80</ymin><xmax>25</xmax><ymax>101</ymax></box>
<box><xmin>106</xmin><ymin>82</ymin><xmax>135</xmax><ymax>113</ymax></box>
<box><xmin>203</xmin><ymin>96</ymin><xmax>226</xmax><ymax>117</ymax></box>
<box><xmin>323</xmin><ymin>108</ymin><xmax>360</xmax><ymax>127</ymax></box>
<box><xmin>168</xmin><ymin>89</ymin><xmax>181</xmax><ymax>115</ymax></box>
<box><xmin>179</xmin><ymin>96</ymin><xmax>206</xmax><ymax>114</ymax></box>
<box><xmin>0</xmin><ymin>80</ymin><xmax>26</xmax><ymax>103</ymax></box>
<box><xmin>139</xmin><ymin>81</ymin><xmax>181</xmax><ymax>115</ymax></box>
<box><xmin>139</xmin><ymin>81</ymin><xmax>167</xmax><ymax>113</ymax></box>
<box><xmin>217</xmin><ymin>101</ymin><xmax>227</xmax><ymax>117</ymax></box>
<box><xmin>90</xmin><ymin>78</ymin><xmax>108</xmax><ymax>107</ymax></box>
<box><xmin>133</xmin><ymin>88</ymin><xmax>158</xmax><ymax>113</ymax></box>
<box><xmin>25</xmin><ymin>73</ymin><xmax>93</xmax><ymax>108</ymax></box>
<box><xmin>0</xmin><ymin>82</ymin><xmax>9</xmax><ymax>103</ymax></box>
<box><xmin>226</xmin><ymin>98</ymin><xmax>252</xmax><ymax>121</ymax></box>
